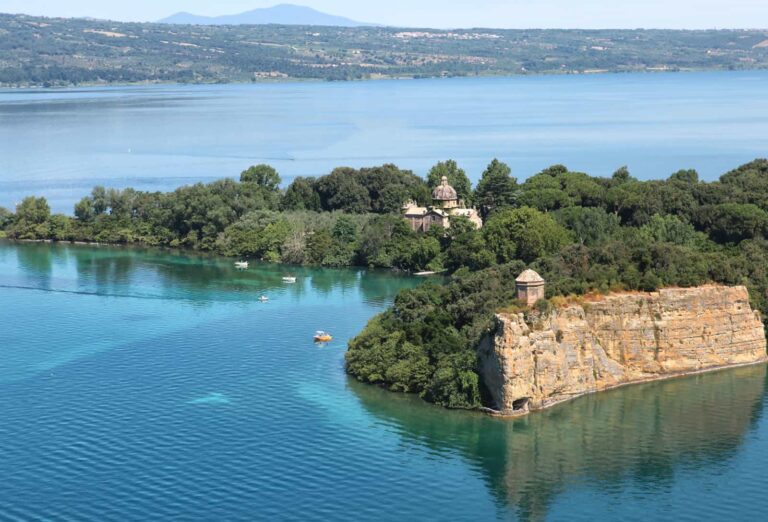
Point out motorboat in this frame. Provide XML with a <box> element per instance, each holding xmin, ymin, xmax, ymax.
<box><xmin>258</xmin><ymin>296</ymin><xmax>269</xmax><ymax>302</ymax></box>
<box><xmin>235</xmin><ymin>261</ymin><xmax>249</xmax><ymax>270</ymax></box>
<box><xmin>282</xmin><ymin>276</ymin><xmax>297</xmax><ymax>283</ymax></box>
<box><xmin>314</xmin><ymin>331</ymin><xmax>333</xmax><ymax>343</ymax></box>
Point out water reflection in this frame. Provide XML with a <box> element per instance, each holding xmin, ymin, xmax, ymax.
<box><xmin>350</xmin><ymin>364</ymin><xmax>767</xmax><ymax>521</ymax></box>
<box><xmin>2</xmin><ymin>241</ymin><xmax>421</xmax><ymax>304</ymax></box>
<box><xmin>14</xmin><ymin>241</ymin><xmax>60</xmax><ymax>289</ymax></box>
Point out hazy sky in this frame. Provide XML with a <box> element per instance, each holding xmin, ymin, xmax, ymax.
<box><xmin>1</xmin><ymin>0</ymin><xmax>766</xmax><ymax>29</ymax></box>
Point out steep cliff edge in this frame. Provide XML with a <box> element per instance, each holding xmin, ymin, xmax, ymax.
<box><xmin>478</xmin><ymin>285</ymin><xmax>767</xmax><ymax>415</ymax></box>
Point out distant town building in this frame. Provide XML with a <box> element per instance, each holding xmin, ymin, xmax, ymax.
<box><xmin>516</xmin><ymin>269</ymin><xmax>545</xmax><ymax>306</ymax></box>
<box><xmin>403</xmin><ymin>176</ymin><xmax>483</xmax><ymax>232</ymax></box>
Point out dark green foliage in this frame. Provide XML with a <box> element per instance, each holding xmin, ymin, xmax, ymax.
<box><xmin>694</xmin><ymin>203</ymin><xmax>768</xmax><ymax>244</ymax></box>
<box><xmin>8</xmin><ymin>197</ymin><xmax>51</xmax><ymax>239</ymax></box>
<box><xmin>240</xmin><ymin>165</ymin><xmax>282</xmax><ymax>192</ymax></box>
<box><xmin>314</xmin><ymin>164</ymin><xmax>430</xmax><ymax>214</ymax></box>
<box><xmin>474</xmin><ymin>159</ymin><xmax>517</xmax><ymax>216</ymax></box>
<box><xmin>281</xmin><ymin>177</ymin><xmax>321</xmax><ymax>211</ymax></box>
<box><xmin>315</xmin><ymin>168</ymin><xmax>372</xmax><ymax>213</ymax></box>
<box><xmin>427</xmin><ymin>160</ymin><xmax>473</xmax><ymax>205</ymax></box>
<box><xmin>483</xmin><ymin>207</ymin><xmax>571</xmax><ymax>264</ymax></box>
<box><xmin>0</xmin><ymin>207</ymin><xmax>12</xmax><ymax>230</ymax></box>
<box><xmin>347</xmin><ymin>264</ymin><xmax>525</xmax><ymax>409</ymax></box>
<box><xmin>554</xmin><ymin>206</ymin><xmax>620</xmax><ymax>246</ymax></box>
<box><xmin>669</xmin><ymin>169</ymin><xmax>699</xmax><ymax>184</ymax></box>
<box><xmin>356</xmin><ymin>215</ymin><xmax>442</xmax><ymax>271</ymax></box>
<box><xmin>517</xmin><ymin>165</ymin><xmax>606</xmax><ymax>211</ymax></box>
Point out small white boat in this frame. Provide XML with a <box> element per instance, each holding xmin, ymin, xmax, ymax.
<box><xmin>258</xmin><ymin>296</ymin><xmax>269</xmax><ymax>302</ymax></box>
<box><xmin>282</xmin><ymin>276</ymin><xmax>297</xmax><ymax>283</ymax></box>
<box><xmin>235</xmin><ymin>261</ymin><xmax>249</xmax><ymax>270</ymax></box>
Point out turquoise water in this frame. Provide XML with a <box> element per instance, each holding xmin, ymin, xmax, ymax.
<box><xmin>2</xmin><ymin>241</ymin><xmax>768</xmax><ymax>520</ymax></box>
<box><xmin>2</xmin><ymin>70</ymin><xmax>768</xmax><ymax>212</ymax></box>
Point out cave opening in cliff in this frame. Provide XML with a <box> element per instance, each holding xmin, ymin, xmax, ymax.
<box><xmin>512</xmin><ymin>398</ymin><xmax>531</xmax><ymax>412</ymax></box>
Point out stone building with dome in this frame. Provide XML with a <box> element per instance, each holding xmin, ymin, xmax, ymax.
<box><xmin>403</xmin><ymin>176</ymin><xmax>483</xmax><ymax>232</ymax></box>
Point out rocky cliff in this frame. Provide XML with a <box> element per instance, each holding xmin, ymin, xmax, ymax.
<box><xmin>478</xmin><ymin>285</ymin><xmax>767</xmax><ymax>415</ymax></box>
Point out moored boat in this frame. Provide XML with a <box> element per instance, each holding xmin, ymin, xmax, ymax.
<box><xmin>314</xmin><ymin>331</ymin><xmax>332</xmax><ymax>343</ymax></box>
<box><xmin>282</xmin><ymin>276</ymin><xmax>297</xmax><ymax>283</ymax></box>
<box><xmin>235</xmin><ymin>261</ymin><xmax>249</xmax><ymax>269</ymax></box>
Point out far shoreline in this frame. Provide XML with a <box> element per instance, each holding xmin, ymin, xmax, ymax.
<box><xmin>3</xmin><ymin>66</ymin><xmax>768</xmax><ymax>92</ymax></box>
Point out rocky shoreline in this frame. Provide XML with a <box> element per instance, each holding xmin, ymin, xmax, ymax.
<box><xmin>478</xmin><ymin>285</ymin><xmax>768</xmax><ymax>416</ymax></box>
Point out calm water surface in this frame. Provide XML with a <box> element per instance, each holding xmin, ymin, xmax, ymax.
<box><xmin>1</xmin><ymin>241</ymin><xmax>768</xmax><ymax>520</ymax></box>
<box><xmin>2</xmin><ymin>71</ymin><xmax>768</xmax><ymax>212</ymax></box>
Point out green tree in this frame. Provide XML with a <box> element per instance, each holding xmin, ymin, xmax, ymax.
<box><xmin>694</xmin><ymin>203</ymin><xmax>768</xmax><ymax>244</ymax></box>
<box><xmin>74</xmin><ymin>197</ymin><xmax>96</xmax><ymax>222</ymax></box>
<box><xmin>0</xmin><ymin>207</ymin><xmax>12</xmax><ymax>230</ymax></box>
<box><xmin>639</xmin><ymin>214</ymin><xmax>706</xmax><ymax>246</ymax></box>
<box><xmin>483</xmin><ymin>207</ymin><xmax>571</xmax><ymax>263</ymax></box>
<box><xmin>281</xmin><ymin>177</ymin><xmax>320</xmax><ymax>211</ymax></box>
<box><xmin>610</xmin><ymin>166</ymin><xmax>635</xmax><ymax>186</ymax></box>
<box><xmin>474</xmin><ymin>159</ymin><xmax>517</xmax><ymax>216</ymax></box>
<box><xmin>554</xmin><ymin>206</ymin><xmax>620</xmax><ymax>246</ymax></box>
<box><xmin>669</xmin><ymin>169</ymin><xmax>699</xmax><ymax>184</ymax></box>
<box><xmin>315</xmin><ymin>167</ymin><xmax>371</xmax><ymax>213</ymax></box>
<box><xmin>15</xmin><ymin>196</ymin><xmax>50</xmax><ymax>225</ymax></box>
<box><xmin>445</xmin><ymin>229</ymin><xmax>495</xmax><ymax>271</ymax></box>
<box><xmin>240</xmin><ymin>164</ymin><xmax>282</xmax><ymax>192</ymax></box>
<box><xmin>427</xmin><ymin>160</ymin><xmax>473</xmax><ymax>205</ymax></box>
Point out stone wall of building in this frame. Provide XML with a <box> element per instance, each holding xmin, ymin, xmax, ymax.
<box><xmin>478</xmin><ymin>285</ymin><xmax>767</xmax><ymax>415</ymax></box>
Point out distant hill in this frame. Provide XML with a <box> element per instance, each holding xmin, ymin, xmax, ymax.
<box><xmin>2</xmin><ymin>12</ymin><xmax>768</xmax><ymax>87</ymax></box>
<box><xmin>159</xmin><ymin>4</ymin><xmax>375</xmax><ymax>27</ymax></box>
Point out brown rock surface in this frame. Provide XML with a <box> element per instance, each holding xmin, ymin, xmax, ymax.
<box><xmin>478</xmin><ymin>285</ymin><xmax>767</xmax><ymax>415</ymax></box>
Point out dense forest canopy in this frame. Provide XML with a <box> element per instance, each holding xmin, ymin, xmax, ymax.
<box><xmin>1</xmin><ymin>13</ymin><xmax>768</xmax><ymax>86</ymax></box>
<box><xmin>4</xmin><ymin>157</ymin><xmax>768</xmax><ymax>409</ymax></box>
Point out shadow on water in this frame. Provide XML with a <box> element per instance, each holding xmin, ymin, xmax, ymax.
<box><xmin>349</xmin><ymin>364</ymin><xmax>768</xmax><ymax>521</ymax></box>
<box><xmin>4</xmin><ymin>241</ymin><xmax>423</xmax><ymax>304</ymax></box>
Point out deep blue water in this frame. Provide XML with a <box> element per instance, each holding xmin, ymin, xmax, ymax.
<box><xmin>2</xmin><ymin>241</ymin><xmax>768</xmax><ymax>521</ymax></box>
<box><xmin>2</xmin><ymin>71</ymin><xmax>768</xmax><ymax>213</ymax></box>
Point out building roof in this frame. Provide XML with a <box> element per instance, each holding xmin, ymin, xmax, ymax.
<box><xmin>516</xmin><ymin>269</ymin><xmax>545</xmax><ymax>284</ymax></box>
<box><xmin>432</xmin><ymin>176</ymin><xmax>458</xmax><ymax>201</ymax></box>
<box><xmin>403</xmin><ymin>206</ymin><xmax>428</xmax><ymax>216</ymax></box>
<box><xmin>403</xmin><ymin>206</ymin><xmax>449</xmax><ymax>218</ymax></box>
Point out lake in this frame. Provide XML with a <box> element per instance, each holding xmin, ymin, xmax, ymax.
<box><xmin>2</xmin><ymin>241</ymin><xmax>768</xmax><ymax>520</ymax></box>
<box><xmin>2</xmin><ymin>70</ymin><xmax>768</xmax><ymax>213</ymax></box>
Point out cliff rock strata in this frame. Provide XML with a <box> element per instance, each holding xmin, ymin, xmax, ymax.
<box><xmin>478</xmin><ymin>285</ymin><xmax>767</xmax><ymax>415</ymax></box>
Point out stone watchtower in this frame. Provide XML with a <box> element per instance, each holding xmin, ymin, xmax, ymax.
<box><xmin>516</xmin><ymin>269</ymin><xmax>545</xmax><ymax>306</ymax></box>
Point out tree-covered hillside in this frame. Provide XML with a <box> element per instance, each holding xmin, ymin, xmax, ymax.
<box><xmin>1</xmin><ymin>13</ymin><xmax>767</xmax><ymax>86</ymax></box>
<box><xmin>346</xmin><ymin>159</ymin><xmax>768</xmax><ymax>409</ymax></box>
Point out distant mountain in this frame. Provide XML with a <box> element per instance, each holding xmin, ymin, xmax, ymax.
<box><xmin>159</xmin><ymin>4</ymin><xmax>376</xmax><ymax>27</ymax></box>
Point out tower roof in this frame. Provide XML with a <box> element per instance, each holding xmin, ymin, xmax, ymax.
<box><xmin>432</xmin><ymin>176</ymin><xmax>458</xmax><ymax>201</ymax></box>
<box><xmin>516</xmin><ymin>269</ymin><xmax>545</xmax><ymax>284</ymax></box>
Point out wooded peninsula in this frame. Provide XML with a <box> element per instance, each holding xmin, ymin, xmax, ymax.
<box><xmin>1</xmin><ymin>12</ymin><xmax>768</xmax><ymax>86</ymax></box>
<box><xmin>3</xmin><ymin>158</ymin><xmax>768</xmax><ymax>409</ymax></box>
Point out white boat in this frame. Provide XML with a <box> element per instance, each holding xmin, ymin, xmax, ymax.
<box><xmin>235</xmin><ymin>261</ymin><xmax>249</xmax><ymax>270</ymax></box>
<box><xmin>258</xmin><ymin>296</ymin><xmax>269</xmax><ymax>302</ymax></box>
<box><xmin>282</xmin><ymin>276</ymin><xmax>297</xmax><ymax>283</ymax></box>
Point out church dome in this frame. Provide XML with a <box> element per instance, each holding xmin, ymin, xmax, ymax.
<box><xmin>432</xmin><ymin>176</ymin><xmax>458</xmax><ymax>201</ymax></box>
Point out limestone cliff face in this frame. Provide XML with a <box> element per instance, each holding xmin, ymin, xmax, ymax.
<box><xmin>478</xmin><ymin>285</ymin><xmax>767</xmax><ymax>415</ymax></box>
